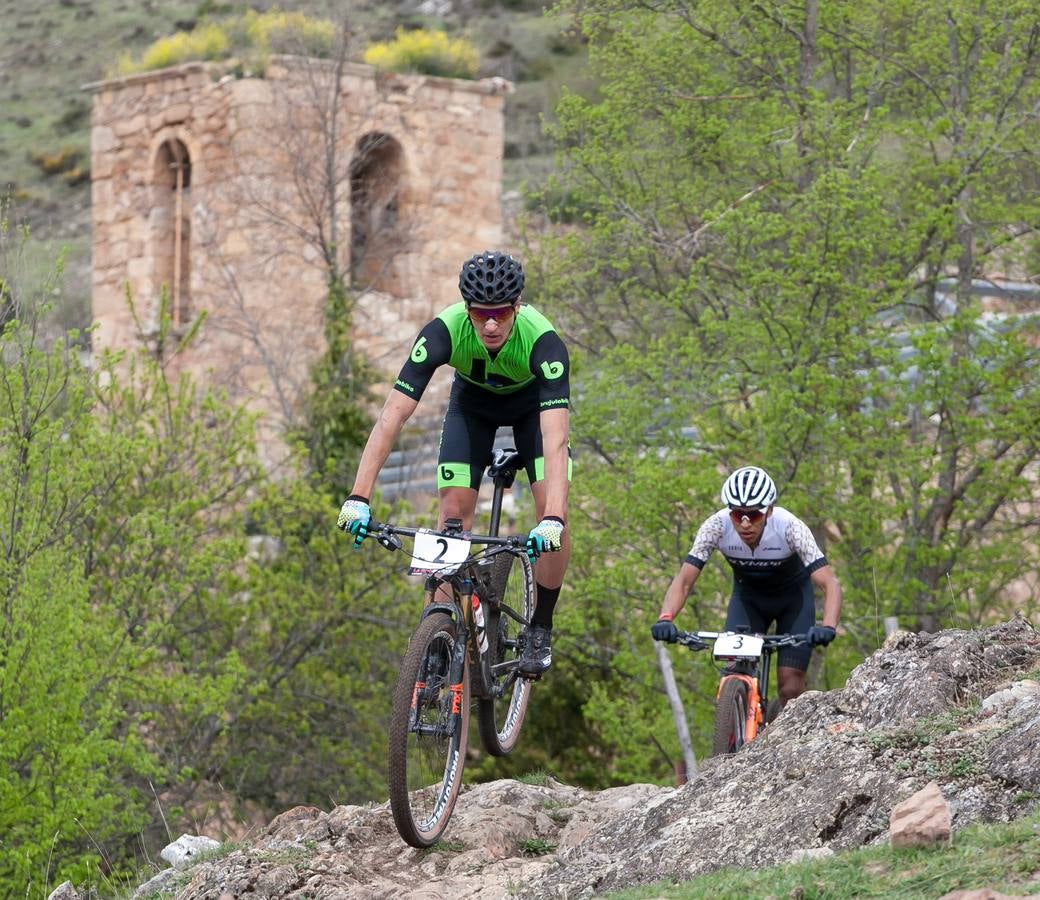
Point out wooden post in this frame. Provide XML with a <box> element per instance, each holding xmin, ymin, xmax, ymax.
<box><xmin>655</xmin><ymin>641</ymin><xmax>697</xmax><ymax>782</ymax></box>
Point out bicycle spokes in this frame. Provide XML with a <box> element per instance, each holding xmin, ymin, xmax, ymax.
<box><xmin>476</xmin><ymin>551</ymin><xmax>535</xmax><ymax>757</ymax></box>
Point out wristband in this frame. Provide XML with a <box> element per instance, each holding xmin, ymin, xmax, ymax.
<box><xmin>658</xmin><ymin>612</ymin><xmax>674</xmax><ymax>621</ymax></box>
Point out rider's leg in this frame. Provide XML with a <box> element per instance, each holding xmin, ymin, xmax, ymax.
<box><xmin>430</xmin><ymin>487</ymin><xmax>480</xmax><ymax>604</ymax></box>
<box><xmin>775</xmin><ymin>578</ymin><xmax>814</xmax><ymax>705</ymax></box>
<box><xmin>777</xmin><ymin>666</ymin><xmax>807</xmax><ymax>706</ymax></box>
<box><xmin>437</xmin><ymin>486</ymin><xmax>479</xmax><ymax>530</ymax></box>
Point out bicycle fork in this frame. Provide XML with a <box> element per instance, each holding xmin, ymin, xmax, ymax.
<box><xmin>411</xmin><ymin>601</ymin><xmax>471</xmax><ymax>739</ymax></box>
<box><xmin>717</xmin><ymin>673</ymin><xmax>764</xmax><ymax>743</ymax></box>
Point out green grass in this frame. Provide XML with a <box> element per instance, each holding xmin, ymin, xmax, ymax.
<box><xmin>606</xmin><ymin>811</ymin><xmax>1040</xmax><ymax>899</ymax></box>
<box><xmin>516</xmin><ymin>770</ymin><xmax>554</xmax><ymax>786</ymax></box>
<box><xmin>519</xmin><ymin>838</ymin><xmax>558</xmax><ymax>856</ymax></box>
<box><xmin>0</xmin><ymin>0</ymin><xmax>199</xmax><ymax>195</ymax></box>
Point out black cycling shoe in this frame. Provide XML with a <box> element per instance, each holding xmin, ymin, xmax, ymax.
<box><xmin>519</xmin><ymin>624</ymin><xmax>552</xmax><ymax>679</ymax></box>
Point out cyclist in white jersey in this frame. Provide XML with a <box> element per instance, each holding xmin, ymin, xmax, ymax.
<box><xmin>651</xmin><ymin>466</ymin><xmax>842</xmax><ymax>707</ymax></box>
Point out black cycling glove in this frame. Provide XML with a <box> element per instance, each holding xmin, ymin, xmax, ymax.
<box><xmin>651</xmin><ymin>617</ymin><xmax>679</xmax><ymax>643</ymax></box>
<box><xmin>807</xmin><ymin>625</ymin><xmax>836</xmax><ymax>646</ymax></box>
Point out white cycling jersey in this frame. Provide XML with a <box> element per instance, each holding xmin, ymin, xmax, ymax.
<box><xmin>686</xmin><ymin>506</ymin><xmax>827</xmax><ymax>590</ymax></box>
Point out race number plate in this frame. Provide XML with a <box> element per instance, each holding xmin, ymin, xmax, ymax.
<box><xmin>409</xmin><ymin>529</ymin><xmax>471</xmax><ymax>577</ymax></box>
<box><xmin>713</xmin><ymin>632</ymin><xmax>764</xmax><ymax>660</ymax></box>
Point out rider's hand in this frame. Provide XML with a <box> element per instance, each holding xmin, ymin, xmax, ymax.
<box><xmin>337</xmin><ymin>495</ymin><xmax>371</xmax><ymax>548</ymax></box>
<box><xmin>807</xmin><ymin>624</ymin><xmax>837</xmax><ymax>646</ymax></box>
<box><xmin>526</xmin><ymin>516</ymin><xmax>564</xmax><ymax>562</ymax></box>
<box><xmin>651</xmin><ymin>617</ymin><xmax>679</xmax><ymax>643</ymax></box>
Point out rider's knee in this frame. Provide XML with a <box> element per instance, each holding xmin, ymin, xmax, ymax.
<box><xmin>778</xmin><ymin>670</ymin><xmax>807</xmax><ymax>704</ymax></box>
<box><xmin>438</xmin><ymin>488</ymin><xmax>476</xmax><ymax>524</ymax></box>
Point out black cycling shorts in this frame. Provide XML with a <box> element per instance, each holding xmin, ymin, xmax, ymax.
<box><xmin>436</xmin><ymin>378</ymin><xmax>572</xmax><ymax>490</ymax></box>
<box><xmin>724</xmin><ymin>578</ymin><xmax>815</xmax><ymax>671</ymax></box>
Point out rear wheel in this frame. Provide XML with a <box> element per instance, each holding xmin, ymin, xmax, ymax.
<box><xmin>388</xmin><ymin>612</ymin><xmax>470</xmax><ymax>847</ymax></box>
<box><xmin>712</xmin><ymin>677</ymin><xmax>750</xmax><ymax>756</ymax></box>
<box><xmin>477</xmin><ymin>550</ymin><xmax>535</xmax><ymax>756</ymax></box>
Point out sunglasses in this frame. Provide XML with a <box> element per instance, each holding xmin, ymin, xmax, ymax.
<box><xmin>729</xmin><ymin>508</ymin><xmax>767</xmax><ymax>524</ymax></box>
<box><xmin>467</xmin><ymin>304</ymin><xmax>516</xmax><ymax>322</ymax></box>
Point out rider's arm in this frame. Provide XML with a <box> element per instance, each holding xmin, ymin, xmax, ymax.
<box><xmin>659</xmin><ymin>513</ymin><xmax>723</xmax><ymax>620</ymax></box>
<box><xmin>785</xmin><ymin>514</ymin><xmax>843</xmax><ymax>630</ymax></box>
<box><xmin>530</xmin><ymin>329</ymin><xmax>571</xmax><ymax>522</ymax></box>
<box><xmin>659</xmin><ymin>561</ymin><xmax>703</xmax><ymax>621</ymax></box>
<box><xmin>349</xmin><ymin>319</ymin><xmax>450</xmax><ymax>499</ymax></box>
<box><xmin>810</xmin><ymin>564</ymin><xmax>843</xmax><ymax>629</ymax></box>
<box><xmin>350</xmin><ymin>390</ymin><xmax>419</xmax><ymax>500</ymax></box>
<box><xmin>539</xmin><ymin>407</ymin><xmax>569</xmax><ymax>520</ymax></box>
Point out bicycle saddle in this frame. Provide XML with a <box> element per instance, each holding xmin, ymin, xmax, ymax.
<box><xmin>487</xmin><ymin>447</ymin><xmax>523</xmax><ymax>480</ymax></box>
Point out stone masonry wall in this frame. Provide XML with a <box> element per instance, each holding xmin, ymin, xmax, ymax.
<box><xmin>88</xmin><ymin>58</ymin><xmax>509</xmax><ymax>470</ymax></box>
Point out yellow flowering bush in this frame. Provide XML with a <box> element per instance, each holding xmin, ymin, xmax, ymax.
<box><xmin>115</xmin><ymin>8</ymin><xmax>335</xmax><ymax>76</ymax></box>
<box><xmin>243</xmin><ymin>8</ymin><xmax>336</xmax><ymax>58</ymax></box>
<box><xmin>363</xmin><ymin>28</ymin><xmax>479</xmax><ymax>80</ymax></box>
<box><xmin>118</xmin><ymin>22</ymin><xmax>229</xmax><ymax>74</ymax></box>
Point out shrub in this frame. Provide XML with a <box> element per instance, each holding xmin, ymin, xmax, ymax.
<box><xmin>127</xmin><ymin>21</ymin><xmax>230</xmax><ymax>73</ymax></box>
<box><xmin>27</xmin><ymin>146</ymin><xmax>83</xmax><ymax>177</ymax></box>
<box><xmin>115</xmin><ymin>8</ymin><xmax>336</xmax><ymax>76</ymax></box>
<box><xmin>363</xmin><ymin>27</ymin><xmax>479</xmax><ymax>80</ymax></box>
<box><xmin>244</xmin><ymin>8</ymin><xmax>336</xmax><ymax>58</ymax></box>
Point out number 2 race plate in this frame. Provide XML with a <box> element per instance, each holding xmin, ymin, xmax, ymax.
<box><xmin>409</xmin><ymin>529</ymin><xmax>471</xmax><ymax>577</ymax></box>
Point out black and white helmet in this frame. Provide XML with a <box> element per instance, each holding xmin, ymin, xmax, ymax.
<box><xmin>721</xmin><ymin>466</ymin><xmax>777</xmax><ymax>509</ymax></box>
<box><xmin>458</xmin><ymin>250</ymin><xmax>525</xmax><ymax>305</ymax></box>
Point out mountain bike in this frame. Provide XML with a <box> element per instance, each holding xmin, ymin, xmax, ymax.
<box><xmin>675</xmin><ymin>629</ymin><xmax>809</xmax><ymax>756</ymax></box>
<box><xmin>366</xmin><ymin>448</ymin><xmax>537</xmax><ymax>847</ymax></box>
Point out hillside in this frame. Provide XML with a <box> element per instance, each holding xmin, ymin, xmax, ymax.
<box><xmin>53</xmin><ymin>616</ymin><xmax>1039</xmax><ymax>899</ymax></box>
<box><xmin>0</xmin><ymin>0</ymin><xmax>587</xmax><ymax>331</ymax></box>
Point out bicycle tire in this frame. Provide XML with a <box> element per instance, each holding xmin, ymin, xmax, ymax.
<box><xmin>477</xmin><ymin>550</ymin><xmax>535</xmax><ymax>756</ymax></box>
<box><xmin>388</xmin><ymin>612</ymin><xmax>470</xmax><ymax>847</ymax></box>
<box><xmin>712</xmin><ymin>677</ymin><xmax>750</xmax><ymax>756</ymax></box>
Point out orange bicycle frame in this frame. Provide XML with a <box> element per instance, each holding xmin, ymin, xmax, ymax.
<box><xmin>716</xmin><ymin>672</ymin><xmax>763</xmax><ymax>741</ymax></box>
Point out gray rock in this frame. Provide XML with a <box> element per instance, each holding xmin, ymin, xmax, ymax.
<box><xmin>160</xmin><ymin>833</ymin><xmax>221</xmax><ymax>870</ymax></box>
<box><xmin>143</xmin><ymin>617</ymin><xmax>1040</xmax><ymax>900</ymax></box>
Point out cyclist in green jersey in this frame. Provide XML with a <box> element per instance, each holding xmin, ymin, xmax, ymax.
<box><xmin>337</xmin><ymin>251</ymin><xmax>571</xmax><ymax>677</ymax></box>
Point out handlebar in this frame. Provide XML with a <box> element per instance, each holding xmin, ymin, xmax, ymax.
<box><xmin>365</xmin><ymin>519</ymin><xmax>529</xmax><ymax>554</ymax></box>
<box><xmin>675</xmin><ymin>630</ymin><xmax>810</xmax><ymax>652</ymax></box>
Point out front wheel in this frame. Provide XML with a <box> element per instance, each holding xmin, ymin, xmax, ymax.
<box><xmin>477</xmin><ymin>550</ymin><xmax>535</xmax><ymax>756</ymax></box>
<box><xmin>712</xmin><ymin>677</ymin><xmax>750</xmax><ymax>756</ymax></box>
<box><xmin>388</xmin><ymin>612</ymin><xmax>470</xmax><ymax>847</ymax></box>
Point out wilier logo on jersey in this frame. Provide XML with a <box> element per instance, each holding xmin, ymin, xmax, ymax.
<box><xmin>540</xmin><ymin>360</ymin><xmax>565</xmax><ymax>379</ymax></box>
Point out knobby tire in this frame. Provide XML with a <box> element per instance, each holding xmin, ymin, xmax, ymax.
<box><xmin>388</xmin><ymin>612</ymin><xmax>470</xmax><ymax>847</ymax></box>
<box><xmin>477</xmin><ymin>550</ymin><xmax>535</xmax><ymax>756</ymax></box>
<box><xmin>712</xmin><ymin>678</ymin><xmax>749</xmax><ymax>756</ymax></box>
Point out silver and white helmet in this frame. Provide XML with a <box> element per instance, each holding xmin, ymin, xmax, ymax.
<box><xmin>721</xmin><ymin>466</ymin><xmax>777</xmax><ymax>509</ymax></box>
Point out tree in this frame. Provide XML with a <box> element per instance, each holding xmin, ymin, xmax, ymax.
<box><xmin>0</xmin><ymin>208</ymin><xmax>421</xmax><ymax>895</ymax></box>
<box><xmin>0</xmin><ymin>210</ymin><xmax>261</xmax><ymax>892</ymax></box>
<box><xmin>526</xmin><ymin>0</ymin><xmax>1040</xmax><ymax>780</ymax></box>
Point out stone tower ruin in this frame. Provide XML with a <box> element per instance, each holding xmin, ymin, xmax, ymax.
<box><xmin>87</xmin><ymin>57</ymin><xmax>511</xmax><ymax>472</ymax></box>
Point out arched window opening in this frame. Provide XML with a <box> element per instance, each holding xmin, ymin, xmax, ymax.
<box><xmin>153</xmin><ymin>139</ymin><xmax>192</xmax><ymax>328</ymax></box>
<box><xmin>350</xmin><ymin>132</ymin><xmax>404</xmax><ymax>293</ymax></box>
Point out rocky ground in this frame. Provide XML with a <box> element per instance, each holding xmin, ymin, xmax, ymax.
<box><xmin>51</xmin><ymin>616</ymin><xmax>1040</xmax><ymax>900</ymax></box>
